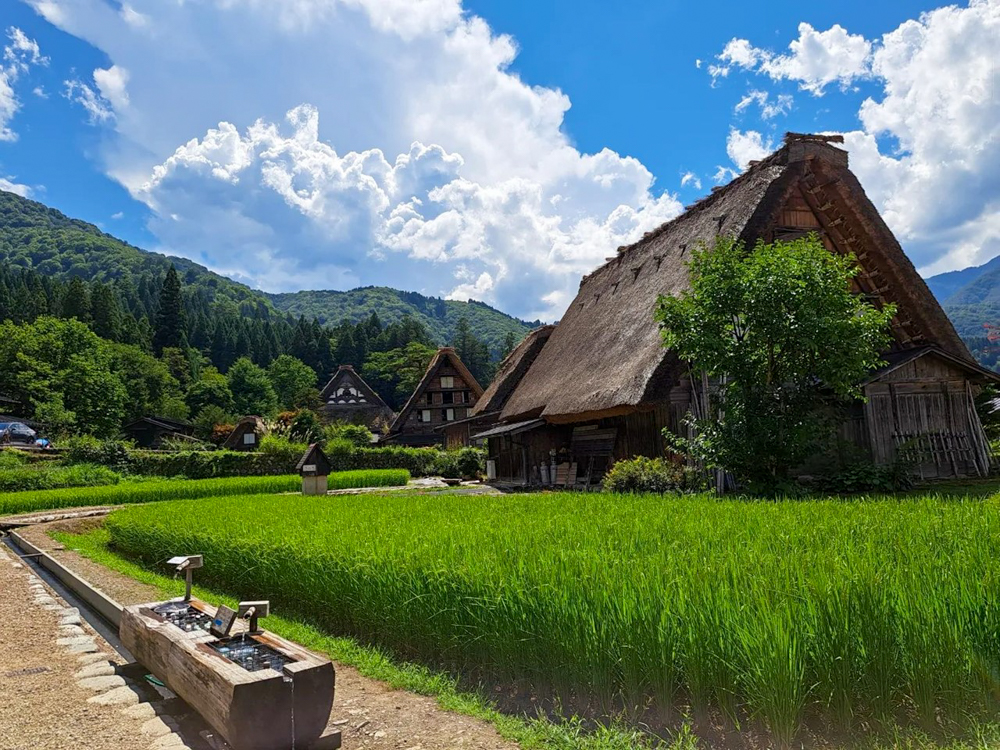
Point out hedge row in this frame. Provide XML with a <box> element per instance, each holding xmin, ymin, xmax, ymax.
<box><xmin>65</xmin><ymin>438</ymin><xmax>480</xmax><ymax>480</ymax></box>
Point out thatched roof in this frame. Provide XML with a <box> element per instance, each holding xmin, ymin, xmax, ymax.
<box><xmin>319</xmin><ymin>365</ymin><xmax>388</xmax><ymax>409</ymax></box>
<box><xmin>389</xmin><ymin>347</ymin><xmax>485</xmax><ymax>434</ymax></box>
<box><xmin>471</xmin><ymin>325</ymin><xmax>555</xmax><ymax>417</ymax></box>
<box><xmin>502</xmin><ymin>133</ymin><xmax>970</xmax><ymax>423</ymax></box>
<box><xmin>222</xmin><ymin>415</ymin><xmax>266</xmax><ymax>449</ymax></box>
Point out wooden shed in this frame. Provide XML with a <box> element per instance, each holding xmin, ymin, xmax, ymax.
<box><xmin>484</xmin><ymin>133</ymin><xmax>995</xmax><ymax>485</ymax></box>
<box><xmin>123</xmin><ymin>416</ymin><xmax>195</xmax><ymax>449</ymax></box>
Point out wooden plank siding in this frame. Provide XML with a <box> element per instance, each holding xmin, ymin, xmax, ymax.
<box><xmin>862</xmin><ymin>353</ymin><xmax>987</xmax><ymax>477</ymax></box>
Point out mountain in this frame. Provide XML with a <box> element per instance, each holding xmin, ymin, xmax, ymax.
<box><xmin>0</xmin><ymin>190</ymin><xmax>264</xmax><ymax>309</ymax></box>
<box><xmin>924</xmin><ymin>254</ymin><xmax>1000</xmax><ymax>370</ymax></box>
<box><xmin>0</xmin><ymin>190</ymin><xmax>535</xmax><ymax>353</ymax></box>
<box><xmin>269</xmin><ymin>288</ymin><xmax>540</xmax><ymax>354</ymax></box>
<box><xmin>925</xmin><ymin>254</ymin><xmax>1000</xmax><ymax>304</ymax></box>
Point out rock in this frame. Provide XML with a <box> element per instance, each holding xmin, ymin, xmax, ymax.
<box><xmin>76</xmin><ymin>662</ymin><xmax>115</xmax><ymax>678</ymax></box>
<box><xmin>78</xmin><ymin>652</ymin><xmax>112</xmax><ymax>665</ymax></box>
<box><xmin>141</xmin><ymin>716</ymin><xmax>179</xmax><ymax>737</ymax></box>
<box><xmin>88</xmin><ymin>685</ymin><xmax>141</xmax><ymax>706</ymax></box>
<box><xmin>78</xmin><ymin>674</ymin><xmax>127</xmax><ymax>692</ymax></box>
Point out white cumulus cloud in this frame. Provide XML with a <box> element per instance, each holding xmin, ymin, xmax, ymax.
<box><xmin>24</xmin><ymin>0</ymin><xmax>682</xmax><ymax>320</ymax></box>
<box><xmin>711</xmin><ymin>22</ymin><xmax>871</xmax><ymax>95</ymax></box>
<box><xmin>711</xmin><ymin>0</ymin><xmax>1000</xmax><ymax>277</ymax></box>
<box><xmin>0</xmin><ymin>27</ymin><xmax>47</xmax><ymax>141</ymax></box>
<box><xmin>0</xmin><ymin>175</ymin><xmax>33</xmax><ymax>197</ymax></box>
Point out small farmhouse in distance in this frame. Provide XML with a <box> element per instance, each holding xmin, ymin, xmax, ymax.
<box><xmin>222</xmin><ymin>415</ymin><xmax>266</xmax><ymax>451</ymax></box>
<box><xmin>123</xmin><ymin>416</ymin><xmax>195</xmax><ymax>449</ymax></box>
<box><xmin>386</xmin><ymin>347</ymin><xmax>484</xmax><ymax>447</ymax></box>
<box><xmin>319</xmin><ymin>365</ymin><xmax>392</xmax><ymax>427</ymax></box>
<box><xmin>478</xmin><ymin>133</ymin><xmax>999</xmax><ymax>485</ymax></box>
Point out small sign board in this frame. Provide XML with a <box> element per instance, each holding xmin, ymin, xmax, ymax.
<box><xmin>302</xmin><ymin>464</ymin><xmax>316</xmax><ymax>473</ymax></box>
<box><xmin>210</xmin><ymin>604</ymin><xmax>237</xmax><ymax>638</ymax></box>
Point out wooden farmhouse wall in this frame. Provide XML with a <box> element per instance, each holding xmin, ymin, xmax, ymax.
<box><xmin>863</xmin><ymin>355</ymin><xmax>990</xmax><ymax>478</ymax></box>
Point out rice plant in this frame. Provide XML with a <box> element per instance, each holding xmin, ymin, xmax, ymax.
<box><xmin>104</xmin><ymin>491</ymin><xmax>1000</xmax><ymax>742</ymax></box>
<box><xmin>327</xmin><ymin>469</ymin><xmax>410</xmax><ymax>490</ymax></box>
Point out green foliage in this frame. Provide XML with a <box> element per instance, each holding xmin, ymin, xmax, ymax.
<box><xmin>106</xmin><ymin>491</ymin><xmax>1000</xmax><ymax>743</ymax></box>
<box><xmin>152</xmin><ymin>266</ymin><xmax>187</xmax><ymax>353</ymax></box>
<box><xmin>186</xmin><ymin>367</ymin><xmax>234</xmax><ymax>415</ymax></box>
<box><xmin>227</xmin><ymin>357</ymin><xmax>279</xmax><ymax>417</ymax></box>
<box><xmin>0</xmin><ymin>475</ymin><xmax>300</xmax><ymax>515</ymax></box>
<box><xmin>63</xmin><ymin>435</ymin><xmax>133</xmax><ymax>471</ymax></box>
<box><xmin>451</xmin><ymin>314</ymin><xmax>494</xmax><ymax>386</ymax></box>
<box><xmin>125</xmin><ymin>449</ymin><xmax>295</xmax><ymax>479</ymax></box>
<box><xmin>0</xmin><ymin>316</ymin><xmax>128</xmax><ymax>436</ymax></box>
<box><xmin>815</xmin><ymin>461</ymin><xmax>914</xmax><ymax>494</ymax></box>
<box><xmin>362</xmin><ymin>341</ymin><xmax>437</xmax><ymax>410</ymax></box>
<box><xmin>431</xmin><ymin>447</ymin><xmax>486</xmax><ymax>479</ymax></box>
<box><xmin>267</xmin><ymin>354</ymin><xmax>319</xmax><ymax>409</ymax></box>
<box><xmin>288</xmin><ymin>409</ymin><xmax>325</xmax><ymax>443</ymax></box>
<box><xmin>193</xmin><ymin>405</ymin><xmax>234</xmax><ymax>441</ymax></box>
<box><xmin>270</xmin><ymin>286</ymin><xmax>537</xmax><ymax>356</ymax></box>
<box><xmin>656</xmin><ymin>236</ymin><xmax>896</xmax><ymax>492</ymax></box>
<box><xmin>323</xmin><ymin>421</ymin><xmax>373</xmax><ymax>448</ymax></box>
<box><xmin>31</xmin><ymin>392</ymin><xmax>76</xmax><ymax>435</ymax></box>
<box><xmin>324</xmin><ymin>441</ymin><xmax>440</xmax><ymax>476</ymax></box>
<box><xmin>604</xmin><ymin>456</ymin><xmax>685</xmax><ymax>494</ymax></box>
<box><xmin>0</xmin><ymin>462</ymin><xmax>121</xmax><ymax>493</ymax></box>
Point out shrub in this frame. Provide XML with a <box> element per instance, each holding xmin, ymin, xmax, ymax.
<box><xmin>0</xmin><ymin>449</ymin><xmax>29</xmax><ymax>468</ymax></box>
<box><xmin>431</xmin><ymin>447</ymin><xmax>485</xmax><ymax>479</ymax></box>
<box><xmin>126</xmin><ymin>450</ymin><xmax>294</xmax><ymax>479</ymax></box>
<box><xmin>63</xmin><ymin>435</ymin><xmax>133</xmax><ymax>471</ymax></box>
<box><xmin>604</xmin><ymin>456</ymin><xmax>684</xmax><ymax>494</ymax></box>
<box><xmin>815</xmin><ymin>461</ymin><xmax>913</xmax><ymax>494</ymax></box>
<box><xmin>323</xmin><ymin>422</ymin><xmax>373</xmax><ymax>448</ymax></box>
<box><xmin>259</xmin><ymin>434</ymin><xmax>309</xmax><ymax>462</ymax></box>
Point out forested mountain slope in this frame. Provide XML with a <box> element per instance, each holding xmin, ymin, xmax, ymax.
<box><xmin>0</xmin><ymin>190</ymin><xmax>535</xmax><ymax>353</ymax></box>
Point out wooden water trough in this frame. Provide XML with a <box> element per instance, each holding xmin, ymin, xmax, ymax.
<box><xmin>120</xmin><ymin>596</ymin><xmax>338</xmax><ymax>750</ymax></box>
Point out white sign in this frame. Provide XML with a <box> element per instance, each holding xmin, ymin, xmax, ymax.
<box><xmin>302</xmin><ymin>464</ymin><xmax>317</xmax><ymax>473</ymax></box>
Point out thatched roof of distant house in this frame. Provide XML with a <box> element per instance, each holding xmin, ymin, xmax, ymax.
<box><xmin>320</xmin><ymin>365</ymin><xmax>389</xmax><ymax>409</ymax></box>
<box><xmin>471</xmin><ymin>325</ymin><xmax>555</xmax><ymax>417</ymax></box>
<box><xmin>502</xmin><ymin>133</ymin><xmax>969</xmax><ymax>423</ymax></box>
<box><xmin>389</xmin><ymin>347</ymin><xmax>484</xmax><ymax>434</ymax></box>
<box><xmin>222</xmin><ymin>415</ymin><xmax>266</xmax><ymax>449</ymax></box>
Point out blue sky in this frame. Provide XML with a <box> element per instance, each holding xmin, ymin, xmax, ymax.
<box><xmin>0</xmin><ymin>0</ymin><xmax>996</xmax><ymax>320</ymax></box>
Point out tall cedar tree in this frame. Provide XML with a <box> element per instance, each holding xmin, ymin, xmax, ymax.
<box><xmin>153</xmin><ymin>266</ymin><xmax>187</xmax><ymax>353</ymax></box>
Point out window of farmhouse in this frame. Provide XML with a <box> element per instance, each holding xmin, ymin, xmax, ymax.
<box><xmin>441</xmin><ymin>376</ymin><xmax>454</xmax><ymax>389</ymax></box>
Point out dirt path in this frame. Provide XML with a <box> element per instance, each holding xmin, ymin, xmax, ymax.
<box><xmin>19</xmin><ymin>521</ymin><xmax>520</xmax><ymax>750</ymax></box>
<box><xmin>0</xmin><ymin>542</ymin><xmax>208</xmax><ymax>750</ymax></box>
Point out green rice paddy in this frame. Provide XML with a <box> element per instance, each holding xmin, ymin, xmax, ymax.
<box><xmin>104</xmin><ymin>490</ymin><xmax>1000</xmax><ymax>743</ymax></box>
<box><xmin>0</xmin><ymin>469</ymin><xmax>409</xmax><ymax>516</ymax></box>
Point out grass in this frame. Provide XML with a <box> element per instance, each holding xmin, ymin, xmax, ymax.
<box><xmin>326</xmin><ymin>468</ymin><xmax>410</xmax><ymax>490</ymax></box>
<box><xmin>102</xmin><ymin>490</ymin><xmax>1000</xmax><ymax>745</ymax></box>
<box><xmin>0</xmin><ymin>469</ymin><xmax>408</xmax><ymax>516</ymax></box>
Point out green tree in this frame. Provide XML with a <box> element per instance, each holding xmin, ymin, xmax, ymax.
<box><xmin>32</xmin><ymin>393</ymin><xmax>77</xmax><ymax>436</ymax></box>
<box><xmin>655</xmin><ymin>236</ymin><xmax>895</xmax><ymax>491</ymax></box>
<box><xmin>0</xmin><ymin>316</ymin><xmax>127</xmax><ymax>437</ymax></box>
<box><xmin>266</xmin><ymin>354</ymin><xmax>318</xmax><ymax>410</ymax></box>
<box><xmin>193</xmin><ymin>404</ymin><xmax>234</xmax><ymax>441</ymax></box>
<box><xmin>500</xmin><ymin>330</ymin><xmax>518</xmax><ymax>360</ymax></box>
<box><xmin>227</xmin><ymin>356</ymin><xmax>279</xmax><ymax>417</ymax></box>
<box><xmin>60</xmin><ymin>276</ymin><xmax>91</xmax><ymax>324</ymax></box>
<box><xmin>363</xmin><ymin>342</ymin><xmax>436</xmax><ymax>409</ymax></box>
<box><xmin>108</xmin><ymin>343</ymin><xmax>186</xmax><ymax>423</ymax></box>
<box><xmin>90</xmin><ymin>282</ymin><xmax>122</xmax><ymax>341</ymax></box>
<box><xmin>153</xmin><ymin>266</ymin><xmax>186</xmax><ymax>353</ymax></box>
<box><xmin>186</xmin><ymin>367</ymin><xmax>234</xmax><ymax>415</ymax></box>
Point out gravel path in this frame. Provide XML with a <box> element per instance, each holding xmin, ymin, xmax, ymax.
<box><xmin>20</xmin><ymin>520</ymin><xmax>520</xmax><ymax>750</ymax></box>
<box><xmin>0</xmin><ymin>543</ymin><xmax>203</xmax><ymax>750</ymax></box>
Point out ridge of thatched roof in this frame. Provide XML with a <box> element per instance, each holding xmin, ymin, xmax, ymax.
<box><xmin>501</xmin><ymin>133</ymin><xmax>969</xmax><ymax>423</ymax></box>
<box><xmin>319</xmin><ymin>364</ymin><xmax>388</xmax><ymax>408</ymax></box>
<box><xmin>222</xmin><ymin>415</ymin><xmax>266</xmax><ymax>449</ymax></box>
<box><xmin>472</xmin><ymin>325</ymin><xmax>555</xmax><ymax>416</ymax></box>
<box><xmin>389</xmin><ymin>347</ymin><xmax>485</xmax><ymax>434</ymax></box>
